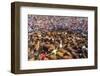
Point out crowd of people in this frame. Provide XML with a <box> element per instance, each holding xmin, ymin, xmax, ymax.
<box><xmin>28</xmin><ymin>15</ymin><xmax>88</xmax><ymax>61</ymax></box>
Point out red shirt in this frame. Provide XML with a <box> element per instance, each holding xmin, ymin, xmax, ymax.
<box><xmin>39</xmin><ymin>53</ymin><xmax>46</xmax><ymax>60</ymax></box>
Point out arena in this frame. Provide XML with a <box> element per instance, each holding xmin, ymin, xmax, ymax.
<box><xmin>28</xmin><ymin>15</ymin><xmax>88</xmax><ymax>60</ymax></box>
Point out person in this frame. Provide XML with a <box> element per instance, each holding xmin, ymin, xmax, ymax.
<box><xmin>39</xmin><ymin>51</ymin><xmax>46</xmax><ymax>60</ymax></box>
